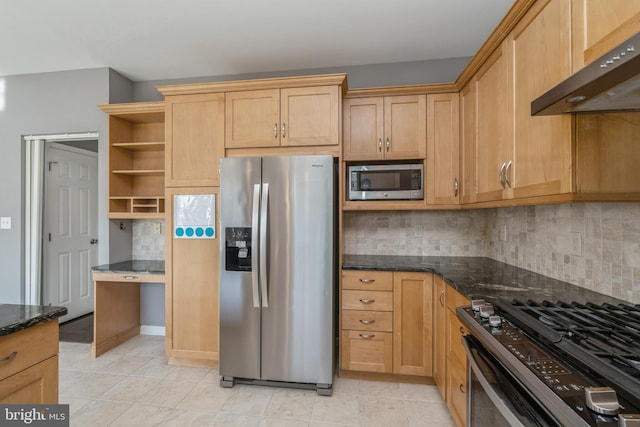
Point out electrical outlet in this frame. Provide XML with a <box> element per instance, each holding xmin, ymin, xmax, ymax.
<box><xmin>0</xmin><ymin>217</ymin><xmax>11</xmax><ymax>230</ymax></box>
<box><xmin>569</xmin><ymin>231</ymin><xmax>583</xmax><ymax>256</ymax></box>
<box><xmin>153</xmin><ymin>222</ymin><xmax>162</xmax><ymax>235</ymax></box>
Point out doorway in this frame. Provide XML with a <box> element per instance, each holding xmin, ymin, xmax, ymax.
<box><xmin>24</xmin><ymin>133</ymin><xmax>98</xmax><ymax>323</ymax></box>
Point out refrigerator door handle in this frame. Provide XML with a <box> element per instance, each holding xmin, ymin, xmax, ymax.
<box><xmin>260</xmin><ymin>183</ymin><xmax>269</xmax><ymax>308</ymax></box>
<box><xmin>251</xmin><ymin>184</ymin><xmax>261</xmax><ymax>308</ymax></box>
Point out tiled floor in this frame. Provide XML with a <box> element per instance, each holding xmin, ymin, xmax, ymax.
<box><xmin>59</xmin><ymin>336</ymin><xmax>455</xmax><ymax>427</ymax></box>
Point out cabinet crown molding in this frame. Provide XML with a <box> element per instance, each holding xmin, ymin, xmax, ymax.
<box><xmin>157</xmin><ymin>73</ymin><xmax>347</xmax><ymax>96</ymax></box>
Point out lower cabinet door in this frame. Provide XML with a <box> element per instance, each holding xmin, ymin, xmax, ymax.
<box><xmin>0</xmin><ymin>356</ymin><xmax>58</xmax><ymax>404</ymax></box>
<box><xmin>341</xmin><ymin>330</ymin><xmax>392</xmax><ymax>373</ymax></box>
<box><xmin>447</xmin><ymin>357</ymin><xmax>468</xmax><ymax>427</ymax></box>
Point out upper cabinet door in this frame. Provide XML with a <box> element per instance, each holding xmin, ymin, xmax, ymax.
<box><xmin>165</xmin><ymin>93</ymin><xmax>225</xmax><ymax>187</ymax></box>
<box><xmin>427</xmin><ymin>93</ymin><xmax>460</xmax><ymax>205</ymax></box>
<box><xmin>511</xmin><ymin>0</ymin><xmax>573</xmax><ymax>199</ymax></box>
<box><xmin>383</xmin><ymin>95</ymin><xmax>427</xmax><ymax>160</ymax></box>
<box><xmin>225</xmin><ymin>89</ymin><xmax>280</xmax><ymax>149</ymax></box>
<box><xmin>572</xmin><ymin>0</ymin><xmax>640</xmax><ymax>70</ymax></box>
<box><xmin>280</xmin><ymin>85</ymin><xmax>340</xmax><ymax>147</ymax></box>
<box><xmin>343</xmin><ymin>97</ymin><xmax>385</xmax><ymax>161</ymax></box>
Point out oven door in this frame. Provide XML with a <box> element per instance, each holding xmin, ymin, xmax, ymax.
<box><xmin>463</xmin><ymin>335</ymin><xmax>560</xmax><ymax>427</ymax></box>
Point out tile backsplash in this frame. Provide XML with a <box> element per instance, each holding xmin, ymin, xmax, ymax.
<box><xmin>132</xmin><ymin>220</ymin><xmax>165</xmax><ymax>260</ymax></box>
<box><xmin>343</xmin><ymin>202</ymin><xmax>640</xmax><ymax>303</ymax></box>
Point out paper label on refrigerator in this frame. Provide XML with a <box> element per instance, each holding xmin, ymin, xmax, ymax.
<box><xmin>173</xmin><ymin>194</ymin><xmax>215</xmax><ymax>239</ymax></box>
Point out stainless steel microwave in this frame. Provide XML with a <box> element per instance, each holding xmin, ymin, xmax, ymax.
<box><xmin>348</xmin><ymin>163</ymin><xmax>424</xmax><ymax>200</ymax></box>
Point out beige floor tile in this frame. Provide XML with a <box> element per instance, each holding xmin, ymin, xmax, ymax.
<box><xmin>162</xmin><ymin>364</ymin><xmax>211</xmax><ymax>383</ymax></box>
<box><xmin>96</xmin><ymin>355</ymin><xmax>153</xmax><ymax>376</ymax></box>
<box><xmin>210</xmin><ymin>412</ymin><xmax>263</xmax><ymax>426</ymax></box>
<box><xmin>176</xmin><ymin>381</ymin><xmax>234</xmax><ymax>411</ymax></box>
<box><xmin>132</xmin><ymin>356</ymin><xmax>176</xmax><ymax>379</ymax></box>
<box><xmin>309</xmin><ymin>423</ymin><xmax>354</xmax><ymax>427</ymax></box>
<box><xmin>59</xmin><ymin>371</ymin><xmax>124</xmax><ymax>399</ymax></box>
<box><xmin>109</xmin><ymin>403</ymin><xmax>176</xmax><ymax>427</ymax></box>
<box><xmin>398</xmin><ymin>383</ymin><xmax>444</xmax><ymax>402</ymax></box>
<box><xmin>59</xmin><ymin>342</ymin><xmax>91</xmax><ymax>353</ymax></box>
<box><xmin>357</xmin><ymin>380</ymin><xmax>402</xmax><ymax>399</ymax></box>
<box><xmin>260</xmin><ymin>418</ymin><xmax>310</xmax><ymax>427</ymax></box>
<box><xmin>155</xmin><ymin>408</ymin><xmax>219</xmax><ymax>427</ymax></box>
<box><xmin>404</xmin><ymin>400</ymin><xmax>456</xmax><ymax>427</ymax></box>
<box><xmin>59</xmin><ymin>395</ymin><xmax>92</xmax><ymax>416</ymax></box>
<box><xmin>264</xmin><ymin>389</ymin><xmax>316</xmax><ymax>420</ymax></box>
<box><xmin>221</xmin><ymin>385</ymin><xmax>275</xmax><ymax>416</ymax></box>
<box><xmin>357</xmin><ymin>396</ymin><xmax>409</xmax><ymax>427</ymax></box>
<box><xmin>69</xmin><ymin>400</ymin><xmax>130</xmax><ymax>427</ymax></box>
<box><xmin>331</xmin><ymin>377</ymin><xmax>359</xmax><ymax>395</ymax></box>
<box><xmin>200</xmin><ymin>367</ymin><xmax>220</xmax><ymax>383</ymax></box>
<box><xmin>137</xmin><ymin>379</ymin><xmax>197</xmax><ymax>408</ymax></box>
<box><xmin>100</xmin><ymin>375</ymin><xmax>161</xmax><ymax>403</ymax></box>
<box><xmin>111</xmin><ymin>335</ymin><xmax>165</xmax><ymax>357</ymax></box>
<box><xmin>310</xmin><ymin>393</ymin><xmax>359</xmax><ymax>425</ymax></box>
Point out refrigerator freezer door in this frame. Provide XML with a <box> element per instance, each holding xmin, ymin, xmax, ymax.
<box><xmin>219</xmin><ymin>157</ymin><xmax>262</xmax><ymax>381</ymax></box>
<box><xmin>260</xmin><ymin>155</ymin><xmax>335</xmax><ymax>385</ymax></box>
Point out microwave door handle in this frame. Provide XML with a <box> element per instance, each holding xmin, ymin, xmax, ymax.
<box><xmin>462</xmin><ymin>336</ymin><xmax>527</xmax><ymax>427</ymax></box>
<box><xmin>259</xmin><ymin>183</ymin><xmax>269</xmax><ymax>308</ymax></box>
<box><xmin>251</xmin><ymin>184</ymin><xmax>261</xmax><ymax>309</ymax></box>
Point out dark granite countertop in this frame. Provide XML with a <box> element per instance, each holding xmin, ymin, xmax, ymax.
<box><xmin>91</xmin><ymin>260</ymin><xmax>165</xmax><ymax>275</ymax></box>
<box><xmin>343</xmin><ymin>255</ymin><xmax>626</xmax><ymax>306</ymax></box>
<box><xmin>0</xmin><ymin>304</ymin><xmax>67</xmax><ymax>337</ymax></box>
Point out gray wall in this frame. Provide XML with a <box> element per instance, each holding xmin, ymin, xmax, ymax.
<box><xmin>133</xmin><ymin>57</ymin><xmax>471</xmax><ymax>102</ymax></box>
<box><xmin>0</xmin><ymin>68</ymin><xmax>112</xmax><ymax>304</ymax></box>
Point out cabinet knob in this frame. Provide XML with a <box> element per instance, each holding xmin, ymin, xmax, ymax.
<box><xmin>359</xmin><ymin>319</ymin><xmax>375</xmax><ymax>325</ymax></box>
<box><xmin>386</xmin><ymin>137</ymin><xmax>390</xmax><ymax>152</ymax></box>
<box><xmin>281</xmin><ymin>123</ymin><xmax>286</xmax><ymax>138</ymax></box>
<box><xmin>273</xmin><ymin>123</ymin><xmax>278</xmax><ymax>138</ymax></box>
<box><xmin>459</xmin><ymin>384</ymin><xmax>466</xmax><ymax>394</ymax></box>
<box><xmin>499</xmin><ymin>162</ymin><xmax>506</xmax><ymax>189</ymax></box>
<box><xmin>359</xmin><ymin>278</ymin><xmax>375</xmax><ymax>284</ymax></box>
<box><xmin>505</xmin><ymin>160</ymin><xmax>512</xmax><ymax>188</ymax></box>
<box><xmin>439</xmin><ymin>289</ymin><xmax>445</xmax><ymax>307</ymax></box>
<box><xmin>453</xmin><ymin>178</ymin><xmax>459</xmax><ymax>197</ymax></box>
<box><xmin>359</xmin><ymin>299</ymin><xmax>375</xmax><ymax>304</ymax></box>
<box><xmin>359</xmin><ymin>334</ymin><xmax>375</xmax><ymax>339</ymax></box>
<box><xmin>0</xmin><ymin>351</ymin><xmax>17</xmax><ymax>365</ymax></box>
<box><xmin>378</xmin><ymin>138</ymin><xmax>382</xmax><ymax>152</ymax></box>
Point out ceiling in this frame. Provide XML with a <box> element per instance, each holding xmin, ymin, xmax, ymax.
<box><xmin>0</xmin><ymin>0</ymin><xmax>515</xmax><ymax>82</ymax></box>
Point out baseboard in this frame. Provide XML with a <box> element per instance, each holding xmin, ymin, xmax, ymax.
<box><xmin>140</xmin><ymin>325</ymin><xmax>166</xmax><ymax>336</ymax></box>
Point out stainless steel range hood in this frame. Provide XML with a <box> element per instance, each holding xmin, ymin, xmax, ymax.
<box><xmin>532</xmin><ymin>32</ymin><xmax>640</xmax><ymax>116</ymax></box>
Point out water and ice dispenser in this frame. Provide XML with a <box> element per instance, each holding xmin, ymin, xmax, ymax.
<box><xmin>224</xmin><ymin>227</ymin><xmax>252</xmax><ymax>271</ymax></box>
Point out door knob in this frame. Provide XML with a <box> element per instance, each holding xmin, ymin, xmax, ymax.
<box><xmin>90</xmin><ymin>238</ymin><xmax>98</xmax><ymax>245</ymax></box>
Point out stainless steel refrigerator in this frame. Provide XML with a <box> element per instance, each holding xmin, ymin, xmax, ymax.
<box><xmin>219</xmin><ymin>155</ymin><xmax>336</xmax><ymax>395</ymax></box>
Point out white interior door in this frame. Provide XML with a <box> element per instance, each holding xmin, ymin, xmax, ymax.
<box><xmin>43</xmin><ymin>143</ymin><xmax>98</xmax><ymax>323</ymax></box>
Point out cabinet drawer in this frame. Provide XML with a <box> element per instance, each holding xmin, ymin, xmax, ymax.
<box><xmin>92</xmin><ymin>272</ymin><xmax>166</xmax><ymax>283</ymax></box>
<box><xmin>0</xmin><ymin>321</ymin><xmax>58</xmax><ymax>381</ymax></box>
<box><xmin>341</xmin><ymin>310</ymin><xmax>393</xmax><ymax>332</ymax></box>
<box><xmin>342</xmin><ymin>270</ymin><xmax>393</xmax><ymax>291</ymax></box>
<box><xmin>447</xmin><ymin>357</ymin><xmax>468</xmax><ymax>427</ymax></box>
<box><xmin>341</xmin><ymin>330</ymin><xmax>392</xmax><ymax>373</ymax></box>
<box><xmin>342</xmin><ymin>290</ymin><xmax>393</xmax><ymax>311</ymax></box>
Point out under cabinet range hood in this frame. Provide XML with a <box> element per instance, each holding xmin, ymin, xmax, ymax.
<box><xmin>532</xmin><ymin>32</ymin><xmax>640</xmax><ymax>115</ymax></box>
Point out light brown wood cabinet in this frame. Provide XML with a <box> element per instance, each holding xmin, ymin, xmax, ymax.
<box><xmin>225</xmin><ymin>85</ymin><xmax>340</xmax><ymax>149</ymax></box>
<box><xmin>445</xmin><ymin>285</ymin><xmax>470</xmax><ymax>427</ymax></box>
<box><xmin>164</xmin><ymin>93</ymin><xmax>225</xmax><ymax>187</ymax></box>
<box><xmin>571</xmin><ymin>0</ymin><xmax>640</xmax><ymax>71</ymax></box>
<box><xmin>432</xmin><ymin>275</ymin><xmax>447</xmax><ymax>398</ymax></box>
<box><xmin>343</xmin><ymin>95</ymin><xmax>427</xmax><ymax>161</ymax></box>
<box><xmin>100</xmin><ymin>102</ymin><xmax>165</xmax><ymax>219</ymax></box>
<box><xmin>165</xmin><ymin>186</ymin><xmax>219</xmax><ymax>367</ymax></box>
<box><xmin>0</xmin><ymin>321</ymin><xmax>59</xmax><ymax>403</ymax></box>
<box><xmin>393</xmin><ymin>272</ymin><xmax>433</xmax><ymax>376</ymax></box>
<box><xmin>427</xmin><ymin>93</ymin><xmax>460</xmax><ymax>206</ymax></box>
<box><xmin>340</xmin><ymin>269</ymin><xmax>433</xmax><ymax>379</ymax></box>
<box><xmin>461</xmin><ymin>0</ymin><xmax>640</xmax><ymax>206</ymax></box>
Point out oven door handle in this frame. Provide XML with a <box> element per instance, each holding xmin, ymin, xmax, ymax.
<box><xmin>462</xmin><ymin>335</ymin><xmax>526</xmax><ymax>427</ymax></box>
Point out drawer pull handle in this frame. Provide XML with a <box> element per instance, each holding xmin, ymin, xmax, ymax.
<box><xmin>359</xmin><ymin>319</ymin><xmax>375</xmax><ymax>325</ymax></box>
<box><xmin>124</xmin><ymin>275</ymin><xmax>138</xmax><ymax>280</ymax></box>
<box><xmin>459</xmin><ymin>384</ymin><xmax>466</xmax><ymax>394</ymax></box>
<box><xmin>359</xmin><ymin>334</ymin><xmax>375</xmax><ymax>339</ymax></box>
<box><xmin>459</xmin><ymin>326</ymin><xmax>465</xmax><ymax>335</ymax></box>
<box><xmin>359</xmin><ymin>299</ymin><xmax>375</xmax><ymax>304</ymax></box>
<box><xmin>0</xmin><ymin>351</ymin><xmax>17</xmax><ymax>365</ymax></box>
<box><xmin>359</xmin><ymin>278</ymin><xmax>375</xmax><ymax>284</ymax></box>
<box><xmin>439</xmin><ymin>289</ymin><xmax>445</xmax><ymax>307</ymax></box>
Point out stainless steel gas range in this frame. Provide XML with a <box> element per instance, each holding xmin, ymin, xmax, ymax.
<box><xmin>457</xmin><ymin>299</ymin><xmax>640</xmax><ymax>426</ymax></box>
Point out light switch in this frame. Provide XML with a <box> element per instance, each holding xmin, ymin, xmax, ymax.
<box><xmin>0</xmin><ymin>217</ymin><xmax>11</xmax><ymax>230</ymax></box>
